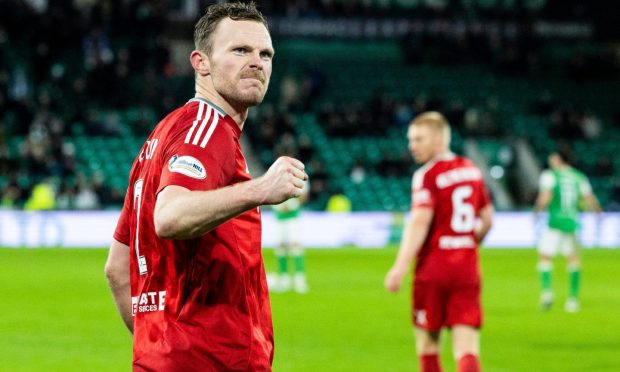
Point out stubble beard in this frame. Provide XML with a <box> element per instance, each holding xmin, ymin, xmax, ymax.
<box><xmin>215</xmin><ymin>69</ymin><xmax>269</xmax><ymax>109</ymax></box>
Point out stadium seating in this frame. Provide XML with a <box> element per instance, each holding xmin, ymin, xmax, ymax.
<box><xmin>2</xmin><ymin>18</ymin><xmax>618</xmax><ymax>211</ymax></box>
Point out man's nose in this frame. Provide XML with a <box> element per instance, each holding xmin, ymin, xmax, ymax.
<box><xmin>248</xmin><ymin>51</ymin><xmax>264</xmax><ymax>69</ymax></box>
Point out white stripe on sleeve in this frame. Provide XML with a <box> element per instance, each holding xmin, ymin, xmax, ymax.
<box><xmin>199</xmin><ymin>112</ymin><xmax>220</xmax><ymax>148</ymax></box>
<box><xmin>191</xmin><ymin>105</ymin><xmax>213</xmax><ymax>145</ymax></box>
<box><xmin>184</xmin><ymin>101</ymin><xmax>205</xmax><ymax>144</ymax></box>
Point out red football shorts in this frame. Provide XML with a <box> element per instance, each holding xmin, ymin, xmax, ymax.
<box><xmin>413</xmin><ymin>281</ymin><xmax>482</xmax><ymax>331</ymax></box>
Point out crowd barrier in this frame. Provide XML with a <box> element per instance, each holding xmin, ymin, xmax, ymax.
<box><xmin>0</xmin><ymin>210</ymin><xmax>617</xmax><ymax>249</ymax></box>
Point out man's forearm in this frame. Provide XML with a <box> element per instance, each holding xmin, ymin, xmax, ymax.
<box><xmin>105</xmin><ymin>240</ymin><xmax>133</xmax><ymax>333</ymax></box>
<box><xmin>475</xmin><ymin>205</ymin><xmax>494</xmax><ymax>243</ymax></box>
<box><xmin>534</xmin><ymin>191</ymin><xmax>552</xmax><ymax>213</ymax></box>
<box><xmin>155</xmin><ymin>156</ymin><xmax>307</xmax><ymax>240</ymax></box>
<box><xmin>154</xmin><ymin>181</ymin><xmax>263</xmax><ymax>240</ymax></box>
<box><xmin>109</xmin><ymin>277</ymin><xmax>133</xmax><ymax>333</ymax></box>
<box><xmin>586</xmin><ymin>195</ymin><xmax>603</xmax><ymax>213</ymax></box>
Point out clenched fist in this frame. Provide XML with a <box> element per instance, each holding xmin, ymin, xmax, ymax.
<box><xmin>257</xmin><ymin>156</ymin><xmax>308</xmax><ymax>205</ymax></box>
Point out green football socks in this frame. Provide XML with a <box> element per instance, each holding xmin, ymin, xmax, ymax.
<box><xmin>568</xmin><ymin>266</ymin><xmax>580</xmax><ymax>299</ymax></box>
<box><xmin>538</xmin><ymin>261</ymin><xmax>553</xmax><ymax>292</ymax></box>
<box><xmin>277</xmin><ymin>255</ymin><xmax>288</xmax><ymax>275</ymax></box>
<box><xmin>294</xmin><ymin>254</ymin><xmax>305</xmax><ymax>273</ymax></box>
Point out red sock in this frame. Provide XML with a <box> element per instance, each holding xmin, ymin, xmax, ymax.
<box><xmin>420</xmin><ymin>353</ymin><xmax>442</xmax><ymax>372</ymax></box>
<box><xmin>458</xmin><ymin>354</ymin><xmax>480</xmax><ymax>372</ymax></box>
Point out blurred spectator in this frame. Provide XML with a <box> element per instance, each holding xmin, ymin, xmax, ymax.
<box><xmin>300</xmin><ymin>66</ymin><xmax>324</xmax><ymax>111</ymax></box>
<box><xmin>549</xmin><ymin>109</ymin><xmax>584</xmax><ymax>140</ymax></box>
<box><xmin>393</xmin><ymin>102</ymin><xmax>414</xmax><ymax>128</ymax></box>
<box><xmin>326</xmin><ymin>190</ymin><xmax>352</xmax><ymax>213</ymax></box>
<box><xmin>24</xmin><ymin>179</ymin><xmax>56</xmax><ymax>211</ymax></box>
<box><xmin>532</xmin><ymin>91</ymin><xmax>555</xmax><ymax>116</ymax></box>
<box><xmin>74</xmin><ymin>176</ymin><xmax>100</xmax><ymax>210</ymax></box>
<box><xmin>369</xmin><ymin>89</ymin><xmax>394</xmax><ymax>134</ymax></box>
<box><xmin>279</xmin><ymin>75</ymin><xmax>301</xmax><ymax>111</ymax></box>
<box><xmin>55</xmin><ymin>182</ymin><xmax>76</xmax><ymax>210</ymax></box>
<box><xmin>350</xmin><ymin>160</ymin><xmax>367</xmax><ymax>185</ymax></box>
<box><xmin>297</xmin><ymin>134</ymin><xmax>314</xmax><ymax>164</ymax></box>
<box><xmin>308</xmin><ymin>160</ymin><xmax>329</xmax><ymax>203</ymax></box>
<box><xmin>581</xmin><ymin>113</ymin><xmax>601</xmax><ymax>140</ymax></box>
<box><xmin>609</xmin><ymin>177</ymin><xmax>620</xmax><ymax>211</ymax></box>
<box><xmin>445</xmin><ymin>100</ymin><xmax>465</xmax><ymax>130</ymax></box>
<box><xmin>1</xmin><ymin>183</ymin><xmax>22</xmax><ymax>209</ymax></box>
<box><xmin>593</xmin><ymin>155</ymin><xmax>613</xmax><ymax>177</ymax></box>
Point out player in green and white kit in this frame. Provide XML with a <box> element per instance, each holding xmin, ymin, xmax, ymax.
<box><xmin>270</xmin><ymin>181</ymin><xmax>309</xmax><ymax>293</ymax></box>
<box><xmin>534</xmin><ymin>151</ymin><xmax>602</xmax><ymax>312</ymax></box>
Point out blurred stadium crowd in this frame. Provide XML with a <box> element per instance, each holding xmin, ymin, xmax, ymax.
<box><xmin>1</xmin><ymin>0</ymin><xmax>619</xmax><ymax>211</ymax></box>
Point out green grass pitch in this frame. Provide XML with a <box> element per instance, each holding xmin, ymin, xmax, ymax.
<box><xmin>0</xmin><ymin>248</ymin><xmax>618</xmax><ymax>371</ymax></box>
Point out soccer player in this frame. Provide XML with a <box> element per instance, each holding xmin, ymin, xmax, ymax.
<box><xmin>534</xmin><ymin>150</ymin><xmax>602</xmax><ymax>313</ymax></box>
<box><xmin>104</xmin><ymin>3</ymin><xmax>308</xmax><ymax>370</ymax></box>
<box><xmin>384</xmin><ymin>112</ymin><xmax>494</xmax><ymax>372</ymax></box>
<box><xmin>270</xmin><ymin>181</ymin><xmax>309</xmax><ymax>293</ymax></box>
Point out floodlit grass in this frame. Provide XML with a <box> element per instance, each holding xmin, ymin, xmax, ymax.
<box><xmin>0</xmin><ymin>247</ymin><xmax>618</xmax><ymax>371</ymax></box>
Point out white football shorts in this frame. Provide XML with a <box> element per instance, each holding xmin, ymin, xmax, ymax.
<box><xmin>278</xmin><ymin>218</ymin><xmax>300</xmax><ymax>246</ymax></box>
<box><xmin>538</xmin><ymin>228</ymin><xmax>578</xmax><ymax>257</ymax></box>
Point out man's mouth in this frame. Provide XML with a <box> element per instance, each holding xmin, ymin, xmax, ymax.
<box><xmin>241</xmin><ymin>72</ymin><xmax>265</xmax><ymax>84</ymax></box>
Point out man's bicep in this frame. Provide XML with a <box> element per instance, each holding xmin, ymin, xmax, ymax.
<box><xmin>410</xmin><ymin>207</ymin><xmax>434</xmax><ymax>229</ymax></box>
<box><xmin>154</xmin><ymin>185</ymin><xmax>191</xmax><ymax>217</ymax></box>
<box><xmin>538</xmin><ymin>190</ymin><xmax>553</xmax><ymax>204</ymax></box>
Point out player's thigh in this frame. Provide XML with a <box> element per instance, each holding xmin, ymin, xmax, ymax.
<box><xmin>559</xmin><ymin>232</ymin><xmax>579</xmax><ymax>257</ymax></box>
<box><xmin>451</xmin><ymin>325</ymin><xmax>480</xmax><ymax>359</ymax></box>
<box><xmin>445</xmin><ymin>284</ymin><xmax>482</xmax><ymax>329</ymax></box>
<box><xmin>538</xmin><ymin>229</ymin><xmax>562</xmax><ymax>257</ymax></box>
<box><xmin>413</xmin><ymin>281</ymin><xmax>447</xmax><ymax>332</ymax></box>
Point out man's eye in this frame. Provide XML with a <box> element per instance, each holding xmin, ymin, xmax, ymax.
<box><xmin>234</xmin><ymin>48</ymin><xmax>246</xmax><ymax>53</ymax></box>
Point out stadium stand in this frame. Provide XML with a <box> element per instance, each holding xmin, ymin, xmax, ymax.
<box><xmin>1</xmin><ymin>0</ymin><xmax>618</xmax><ymax>212</ymax></box>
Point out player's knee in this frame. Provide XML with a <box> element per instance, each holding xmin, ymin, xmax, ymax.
<box><xmin>453</xmin><ymin>335</ymin><xmax>479</xmax><ymax>360</ymax></box>
<box><xmin>418</xmin><ymin>341</ymin><xmax>441</xmax><ymax>355</ymax></box>
<box><xmin>290</xmin><ymin>244</ymin><xmax>303</xmax><ymax>256</ymax></box>
<box><xmin>537</xmin><ymin>260</ymin><xmax>553</xmax><ymax>271</ymax></box>
<box><xmin>454</xmin><ymin>346</ymin><xmax>479</xmax><ymax>360</ymax></box>
<box><xmin>567</xmin><ymin>257</ymin><xmax>580</xmax><ymax>270</ymax></box>
<box><xmin>416</xmin><ymin>330</ymin><xmax>440</xmax><ymax>354</ymax></box>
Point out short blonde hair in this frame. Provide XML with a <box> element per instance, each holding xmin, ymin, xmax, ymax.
<box><xmin>409</xmin><ymin>111</ymin><xmax>451</xmax><ymax>147</ymax></box>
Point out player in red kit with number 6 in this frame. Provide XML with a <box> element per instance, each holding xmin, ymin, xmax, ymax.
<box><xmin>104</xmin><ymin>2</ymin><xmax>307</xmax><ymax>371</ymax></box>
<box><xmin>385</xmin><ymin>112</ymin><xmax>494</xmax><ymax>372</ymax></box>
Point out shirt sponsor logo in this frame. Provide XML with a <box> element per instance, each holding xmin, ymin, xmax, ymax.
<box><xmin>132</xmin><ymin>291</ymin><xmax>166</xmax><ymax>316</ymax></box>
<box><xmin>168</xmin><ymin>155</ymin><xmax>207</xmax><ymax>179</ymax></box>
<box><xmin>439</xmin><ymin>235</ymin><xmax>476</xmax><ymax>249</ymax></box>
<box><xmin>436</xmin><ymin>167</ymin><xmax>481</xmax><ymax>189</ymax></box>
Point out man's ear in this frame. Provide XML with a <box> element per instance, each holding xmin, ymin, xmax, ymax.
<box><xmin>190</xmin><ymin>50</ymin><xmax>210</xmax><ymax>76</ymax></box>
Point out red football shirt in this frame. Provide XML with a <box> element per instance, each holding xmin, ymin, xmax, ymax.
<box><xmin>113</xmin><ymin>98</ymin><xmax>273</xmax><ymax>371</ymax></box>
<box><xmin>411</xmin><ymin>153</ymin><xmax>491</xmax><ymax>286</ymax></box>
